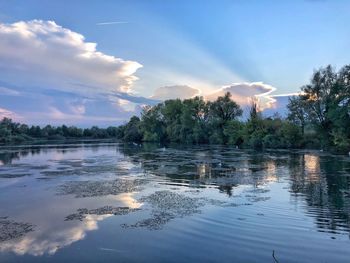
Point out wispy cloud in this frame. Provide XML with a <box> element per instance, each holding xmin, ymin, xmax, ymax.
<box><xmin>96</xmin><ymin>21</ymin><xmax>129</xmax><ymax>26</ymax></box>
<box><xmin>0</xmin><ymin>86</ymin><xmax>21</xmax><ymax>96</ymax></box>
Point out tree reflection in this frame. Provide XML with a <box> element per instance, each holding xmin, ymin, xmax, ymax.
<box><xmin>288</xmin><ymin>153</ymin><xmax>350</xmax><ymax>236</ymax></box>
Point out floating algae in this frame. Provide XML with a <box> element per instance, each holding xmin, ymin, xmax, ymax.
<box><xmin>122</xmin><ymin>212</ymin><xmax>176</xmax><ymax>230</ymax></box>
<box><xmin>65</xmin><ymin>206</ymin><xmax>141</xmax><ymax>221</ymax></box>
<box><xmin>0</xmin><ymin>218</ymin><xmax>34</xmax><ymax>242</ymax></box>
<box><xmin>123</xmin><ymin>190</ymin><xmax>205</xmax><ymax>230</ymax></box>
<box><xmin>57</xmin><ymin>178</ymin><xmax>146</xmax><ymax>198</ymax></box>
<box><xmin>122</xmin><ymin>189</ymin><xmax>252</xmax><ymax>230</ymax></box>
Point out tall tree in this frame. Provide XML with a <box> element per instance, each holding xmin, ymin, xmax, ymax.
<box><xmin>208</xmin><ymin>92</ymin><xmax>243</xmax><ymax>144</ymax></box>
<box><xmin>287</xmin><ymin>96</ymin><xmax>307</xmax><ymax>136</ymax></box>
<box><xmin>301</xmin><ymin>65</ymin><xmax>337</xmax><ymax>130</ymax></box>
<box><xmin>209</xmin><ymin>92</ymin><xmax>243</xmax><ymax>123</ymax></box>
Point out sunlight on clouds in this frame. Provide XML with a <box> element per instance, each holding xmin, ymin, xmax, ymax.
<box><xmin>0</xmin><ymin>191</ymin><xmax>142</xmax><ymax>256</ymax></box>
<box><xmin>0</xmin><ymin>20</ymin><xmax>142</xmax><ymax>99</ymax></box>
<box><xmin>151</xmin><ymin>85</ymin><xmax>201</xmax><ymax>100</ymax></box>
<box><xmin>0</xmin><ymin>20</ymin><xmax>144</xmax><ymax>124</ymax></box>
<box><xmin>149</xmin><ymin>81</ymin><xmax>286</xmax><ymax>114</ymax></box>
<box><xmin>0</xmin><ymin>107</ymin><xmax>20</xmax><ymax>120</ymax></box>
<box><xmin>206</xmin><ymin>82</ymin><xmax>276</xmax><ymax>107</ymax></box>
<box><xmin>0</xmin><ymin>214</ymin><xmax>110</xmax><ymax>256</ymax></box>
<box><xmin>0</xmin><ymin>20</ymin><xmax>289</xmax><ymax>124</ymax></box>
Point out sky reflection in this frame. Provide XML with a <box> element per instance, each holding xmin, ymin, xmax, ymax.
<box><xmin>0</xmin><ymin>144</ymin><xmax>350</xmax><ymax>262</ymax></box>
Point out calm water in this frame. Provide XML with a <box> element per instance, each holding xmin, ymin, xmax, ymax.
<box><xmin>1</xmin><ymin>143</ymin><xmax>350</xmax><ymax>262</ymax></box>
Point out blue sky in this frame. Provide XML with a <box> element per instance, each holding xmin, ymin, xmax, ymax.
<box><xmin>0</xmin><ymin>0</ymin><xmax>349</xmax><ymax>126</ymax></box>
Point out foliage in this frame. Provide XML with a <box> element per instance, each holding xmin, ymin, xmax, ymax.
<box><xmin>287</xmin><ymin>64</ymin><xmax>350</xmax><ymax>152</ymax></box>
<box><xmin>0</xmin><ymin>118</ymin><xmax>121</xmax><ymax>144</ymax></box>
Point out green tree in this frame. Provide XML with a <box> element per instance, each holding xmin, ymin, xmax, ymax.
<box><xmin>287</xmin><ymin>96</ymin><xmax>307</xmax><ymax>136</ymax></box>
<box><xmin>140</xmin><ymin>105</ymin><xmax>166</xmax><ymax>142</ymax></box>
<box><xmin>124</xmin><ymin>116</ymin><xmax>143</xmax><ymax>142</ymax></box>
<box><xmin>208</xmin><ymin>92</ymin><xmax>243</xmax><ymax>143</ymax></box>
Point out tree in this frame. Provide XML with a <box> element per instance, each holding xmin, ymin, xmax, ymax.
<box><xmin>162</xmin><ymin>99</ymin><xmax>183</xmax><ymax>142</ymax></box>
<box><xmin>208</xmin><ymin>92</ymin><xmax>243</xmax><ymax>143</ymax></box>
<box><xmin>287</xmin><ymin>96</ymin><xmax>307</xmax><ymax>136</ymax></box>
<box><xmin>209</xmin><ymin>92</ymin><xmax>243</xmax><ymax>123</ymax></box>
<box><xmin>301</xmin><ymin>65</ymin><xmax>337</xmax><ymax>132</ymax></box>
<box><xmin>140</xmin><ymin>105</ymin><xmax>166</xmax><ymax>142</ymax></box>
<box><xmin>124</xmin><ymin>116</ymin><xmax>142</xmax><ymax>142</ymax></box>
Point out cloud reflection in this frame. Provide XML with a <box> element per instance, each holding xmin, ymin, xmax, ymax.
<box><xmin>0</xmin><ymin>193</ymin><xmax>141</xmax><ymax>256</ymax></box>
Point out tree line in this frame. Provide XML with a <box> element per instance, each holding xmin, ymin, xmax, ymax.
<box><xmin>118</xmin><ymin>64</ymin><xmax>350</xmax><ymax>152</ymax></box>
<box><xmin>0</xmin><ymin>119</ymin><xmax>122</xmax><ymax>143</ymax></box>
<box><xmin>1</xmin><ymin>64</ymin><xmax>349</xmax><ymax>151</ymax></box>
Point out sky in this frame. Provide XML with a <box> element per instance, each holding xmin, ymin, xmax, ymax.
<box><xmin>0</xmin><ymin>0</ymin><xmax>349</xmax><ymax>127</ymax></box>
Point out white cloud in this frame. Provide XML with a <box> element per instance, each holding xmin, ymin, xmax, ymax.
<box><xmin>151</xmin><ymin>85</ymin><xmax>201</xmax><ymax>100</ymax></box>
<box><xmin>0</xmin><ymin>20</ymin><xmax>142</xmax><ymax>96</ymax></box>
<box><xmin>150</xmin><ymin>82</ymin><xmax>289</xmax><ymax>115</ymax></box>
<box><xmin>0</xmin><ymin>20</ymin><xmax>146</xmax><ymax>125</ymax></box>
<box><xmin>263</xmin><ymin>93</ymin><xmax>299</xmax><ymax>117</ymax></box>
<box><xmin>205</xmin><ymin>82</ymin><xmax>277</xmax><ymax>110</ymax></box>
<box><xmin>0</xmin><ymin>192</ymin><xmax>141</xmax><ymax>256</ymax></box>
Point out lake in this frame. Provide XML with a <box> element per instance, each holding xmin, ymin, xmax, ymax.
<box><xmin>0</xmin><ymin>142</ymin><xmax>350</xmax><ymax>262</ymax></box>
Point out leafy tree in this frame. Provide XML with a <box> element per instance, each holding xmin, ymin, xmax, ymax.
<box><xmin>287</xmin><ymin>96</ymin><xmax>307</xmax><ymax>136</ymax></box>
<box><xmin>209</xmin><ymin>92</ymin><xmax>243</xmax><ymax>123</ymax></box>
<box><xmin>301</xmin><ymin>65</ymin><xmax>337</xmax><ymax>141</ymax></box>
<box><xmin>208</xmin><ymin>92</ymin><xmax>243</xmax><ymax>143</ymax></box>
<box><xmin>140</xmin><ymin>105</ymin><xmax>166</xmax><ymax>142</ymax></box>
<box><xmin>123</xmin><ymin>116</ymin><xmax>143</xmax><ymax>142</ymax></box>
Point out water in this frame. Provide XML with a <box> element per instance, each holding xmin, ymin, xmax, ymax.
<box><xmin>0</xmin><ymin>142</ymin><xmax>350</xmax><ymax>262</ymax></box>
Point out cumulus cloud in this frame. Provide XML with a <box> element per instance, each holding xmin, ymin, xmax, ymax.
<box><xmin>149</xmin><ymin>82</ymin><xmax>291</xmax><ymax>116</ymax></box>
<box><xmin>0</xmin><ymin>20</ymin><xmax>142</xmax><ymax>95</ymax></box>
<box><xmin>0</xmin><ymin>20</ymin><xmax>148</xmax><ymax>125</ymax></box>
<box><xmin>206</xmin><ymin>82</ymin><xmax>276</xmax><ymax>107</ymax></box>
<box><xmin>263</xmin><ymin>93</ymin><xmax>299</xmax><ymax>117</ymax></box>
<box><xmin>151</xmin><ymin>85</ymin><xmax>201</xmax><ymax>100</ymax></box>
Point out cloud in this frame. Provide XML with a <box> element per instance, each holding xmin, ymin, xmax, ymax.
<box><xmin>0</xmin><ymin>192</ymin><xmax>141</xmax><ymax>256</ymax></box>
<box><xmin>0</xmin><ymin>20</ymin><xmax>148</xmax><ymax>125</ymax></box>
<box><xmin>263</xmin><ymin>93</ymin><xmax>299</xmax><ymax>117</ymax></box>
<box><xmin>0</xmin><ymin>20</ymin><xmax>142</xmax><ymax>94</ymax></box>
<box><xmin>149</xmin><ymin>82</ymin><xmax>291</xmax><ymax>117</ymax></box>
<box><xmin>206</xmin><ymin>82</ymin><xmax>276</xmax><ymax>105</ymax></box>
<box><xmin>205</xmin><ymin>82</ymin><xmax>276</xmax><ymax>108</ymax></box>
<box><xmin>0</xmin><ymin>107</ymin><xmax>20</xmax><ymax>120</ymax></box>
<box><xmin>151</xmin><ymin>85</ymin><xmax>201</xmax><ymax>100</ymax></box>
<box><xmin>96</xmin><ymin>21</ymin><xmax>129</xmax><ymax>26</ymax></box>
<box><xmin>113</xmin><ymin>91</ymin><xmax>160</xmax><ymax>105</ymax></box>
<box><xmin>0</xmin><ymin>86</ymin><xmax>21</xmax><ymax>96</ymax></box>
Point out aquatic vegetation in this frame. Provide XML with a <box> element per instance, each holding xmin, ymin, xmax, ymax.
<box><xmin>57</xmin><ymin>179</ymin><xmax>147</xmax><ymax>198</ymax></box>
<box><xmin>122</xmin><ymin>190</ymin><xmax>245</xmax><ymax>230</ymax></box>
<box><xmin>65</xmin><ymin>206</ymin><xmax>141</xmax><ymax>221</ymax></box>
<box><xmin>123</xmin><ymin>191</ymin><xmax>205</xmax><ymax>230</ymax></box>
<box><xmin>0</xmin><ymin>217</ymin><xmax>34</xmax><ymax>242</ymax></box>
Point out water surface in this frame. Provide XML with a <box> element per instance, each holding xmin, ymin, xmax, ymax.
<box><xmin>0</xmin><ymin>142</ymin><xmax>350</xmax><ymax>262</ymax></box>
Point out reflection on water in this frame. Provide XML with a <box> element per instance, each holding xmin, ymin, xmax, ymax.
<box><xmin>0</xmin><ymin>143</ymin><xmax>350</xmax><ymax>262</ymax></box>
